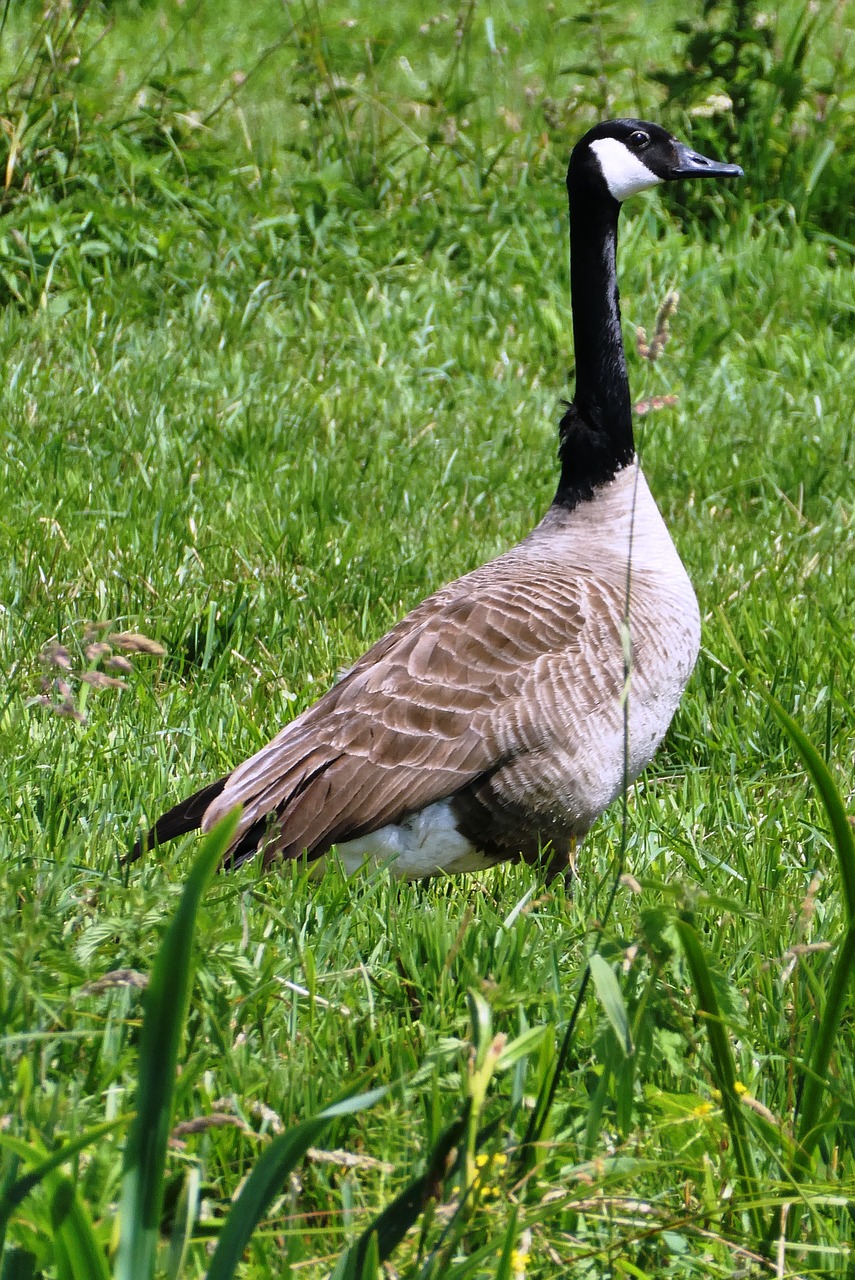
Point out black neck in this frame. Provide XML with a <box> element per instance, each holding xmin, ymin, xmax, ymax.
<box><xmin>555</xmin><ymin>191</ymin><xmax>634</xmax><ymax>509</ymax></box>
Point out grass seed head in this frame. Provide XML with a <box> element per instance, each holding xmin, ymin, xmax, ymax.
<box><xmin>81</xmin><ymin>969</ymin><xmax>149</xmax><ymax>994</ymax></box>
<box><xmin>80</xmin><ymin>671</ymin><xmax>128</xmax><ymax>690</ymax></box>
<box><xmin>108</xmin><ymin>631</ymin><xmax>166</xmax><ymax>656</ymax></box>
<box><xmin>105</xmin><ymin>655</ymin><xmax>134</xmax><ymax>674</ymax></box>
<box><xmin>637</xmin><ymin>292</ymin><xmax>680</xmax><ymax>363</ymax></box>
<box><xmin>39</xmin><ymin>642</ymin><xmax>72</xmax><ymax>669</ymax></box>
<box><xmin>85</xmin><ymin>642</ymin><xmax>113</xmax><ymax>662</ymax></box>
<box><xmin>53</xmin><ymin>699</ymin><xmax>86</xmax><ymax>725</ymax></box>
<box><xmin>634</xmin><ymin>394</ymin><xmax>678</xmax><ymax>416</ymax></box>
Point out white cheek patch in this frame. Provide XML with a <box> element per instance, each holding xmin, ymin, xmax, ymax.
<box><xmin>590</xmin><ymin>137</ymin><xmax>663</xmax><ymax>201</ymax></box>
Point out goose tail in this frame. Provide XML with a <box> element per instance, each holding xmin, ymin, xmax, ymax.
<box><xmin>129</xmin><ymin>776</ymin><xmax>230</xmax><ymax>864</ymax></box>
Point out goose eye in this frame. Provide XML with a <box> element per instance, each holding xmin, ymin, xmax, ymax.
<box><xmin>629</xmin><ymin>130</ymin><xmax>649</xmax><ymax>148</ymax></box>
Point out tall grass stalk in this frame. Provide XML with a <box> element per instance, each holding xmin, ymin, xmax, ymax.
<box><xmin>116</xmin><ymin>810</ymin><xmax>240</xmax><ymax>1280</ymax></box>
<box><xmin>675</xmin><ymin>918</ymin><xmax>766</xmax><ymax>1243</ymax></box>
<box><xmin>761</xmin><ymin>698</ymin><xmax>855</xmax><ymax>1181</ymax></box>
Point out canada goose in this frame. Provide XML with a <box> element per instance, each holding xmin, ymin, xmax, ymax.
<box><xmin>134</xmin><ymin>120</ymin><xmax>741</xmax><ymax>880</ymax></box>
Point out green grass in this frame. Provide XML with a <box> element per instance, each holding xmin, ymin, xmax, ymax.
<box><xmin>1</xmin><ymin>0</ymin><xmax>854</xmax><ymax>1275</ymax></box>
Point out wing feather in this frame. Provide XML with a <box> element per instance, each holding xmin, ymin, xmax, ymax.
<box><xmin>201</xmin><ymin>568</ymin><xmax>600</xmax><ymax>861</ymax></box>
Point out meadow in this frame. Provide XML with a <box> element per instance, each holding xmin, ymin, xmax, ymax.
<box><xmin>1</xmin><ymin>0</ymin><xmax>854</xmax><ymax>1275</ymax></box>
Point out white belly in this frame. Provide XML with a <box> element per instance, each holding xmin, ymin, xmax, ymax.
<box><xmin>329</xmin><ymin>800</ymin><xmax>490</xmax><ymax>879</ymax></box>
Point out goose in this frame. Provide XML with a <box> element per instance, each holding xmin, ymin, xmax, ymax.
<box><xmin>133</xmin><ymin>120</ymin><xmax>741</xmax><ymax>880</ymax></box>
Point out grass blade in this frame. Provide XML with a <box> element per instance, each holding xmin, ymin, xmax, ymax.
<box><xmin>493</xmin><ymin>1207</ymin><xmax>520</xmax><ymax>1280</ymax></box>
<box><xmin>332</xmin><ymin>1107</ymin><xmax>469</xmax><ymax>1280</ymax></box>
<box><xmin>674</xmin><ymin>918</ymin><xmax>766</xmax><ymax>1244</ymax></box>
<box><xmin>761</xmin><ymin>695</ymin><xmax>855</xmax><ymax>1176</ymax></box>
<box><xmin>795</xmin><ymin>922</ymin><xmax>855</xmax><ymax>1176</ymax></box>
<box><xmin>0</xmin><ymin>1122</ymin><xmax>126</xmax><ymax>1218</ymax></box>
<box><xmin>205</xmin><ymin>1117</ymin><xmax>329</xmax><ymax>1280</ymax></box>
<box><xmin>357</xmin><ymin>1230</ymin><xmax>379</xmax><ymax>1280</ymax></box>
<box><xmin>207</xmin><ymin>1087</ymin><xmax>390</xmax><ymax>1280</ymax></box>
<box><xmin>762</xmin><ymin>693</ymin><xmax>855</xmax><ymax>922</ymax></box>
<box><xmin>714</xmin><ymin>641</ymin><xmax>855</xmax><ymax>1183</ymax></box>
<box><xmin>319</xmin><ymin>1087</ymin><xmax>391</xmax><ymax>1121</ymax></box>
<box><xmin>0</xmin><ymin>1246</ymin><xmax>36</xmax><ymax>1280</ymax></box>
<box><xmin>0</xmin><ymin>1123</ymin><xmax>125</xmax><ymax>1260</ymax></box>
<box><xmin>588</xmin><ymin>954</ymin><xmax>632</xmax><ymax>1056</ymax></box>
<box><xmin>116</xmin><ymin>808</ymin><xmax>240</xmax><ymax>1280</ymax></box>
<box><xmin>494</xmin><ymin>1025</ymin><xmax>548</xmax><ymax>1073</ymax></box>
<box><xmin>165</xmin><ymin>1167</ymin><xmax>200</xmax><ymax>1280</ymax></box>
<box><xmin>47</xmin><ymin>1175</ymin><xmax>110</xmax><ymax>1280</ymax></box>
<box><xmin>1</xmin><ymin>1141</ymin><xmax>112</xmax><ymax>1278</ymax></box>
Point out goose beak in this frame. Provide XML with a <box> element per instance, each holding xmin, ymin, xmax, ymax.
<box><xmin>670</xmin><ymin>141</ymin><xmax>743</xmax><ymax>181</ymax></box>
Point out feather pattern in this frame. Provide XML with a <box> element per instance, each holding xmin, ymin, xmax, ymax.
<box><xmin>196</xmin><ymin>465</ymin><xmax>699</xmax><ymax>875</ymax></box>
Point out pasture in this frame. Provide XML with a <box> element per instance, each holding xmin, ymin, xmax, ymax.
<box><xmin>0</xmin><ymin>0</ymin><xmax>853</xmax><ymax>1275</ymax></box>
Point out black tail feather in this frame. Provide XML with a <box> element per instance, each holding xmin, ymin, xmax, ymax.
<box><xmin>223</xmin><ymin>814</ymin><xmax>272</xmax><ymax>870</ymax></box>
<box><xmin>129</xmin><ymin>776</ymin><xmax>230</xmax><ymax>864</ymax></box>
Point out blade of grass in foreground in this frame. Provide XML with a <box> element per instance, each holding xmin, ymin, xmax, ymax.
<box><xmin>0</xmin><ymin>1245</ymin><xmax>36</xmax><ymax>1280</ymax></box>
<box><xmin>330</xmin><ymin>1106</ymin><xmax>470</xmax><ymax>1280</ymax></box>
<box><xmin>116</xmin><ymin>809</ymin><xmax>240</xmax><ymax>1280</ymax></box>
<box><xmin>165</xmin><ymin>1166</ymin><xmax>199</xmax><ymax>1280</ymax></box>
<box><xmin>674</xmin><ymin>918</ymin><xmax>766</xmax><ymax>1244</ymax></box>
<box><xmin>47</xmin><ymin>1175</ymin><xmax>110</xmax><ymax>1280</ymax></box>
<box><xmin>588</xmin><ymin>954</ymin><xmax>632</xmax><ymax>1056</ymax></box>
<box><xmin>0</xmin><ymin>1121</ymin><xmax>125</xmax><ymax>1256</ymax></box>
<box><xmin>761</xmin><ymin>695</ymin><xmax>855</xmax><ymax>1177</ymax></box>
<box><xmin>763</xmin><ymin>695</ymin><xmax>855</xmax><ymax>920</ymax></box>
<box><xmin>0</xmin><ymin>1135</ymin><xmax>114</xmax><ymax>1279</ymax></box>
<box><xmin>206</xmin><ymin>1087</ymin><xmax>389</xmax><ymax>1280</ymax></box>
<box><xmin>794</xmin><ymin>921</ymin><xmax>855</xmax><ymax>1177</ymax></box>
<box><xmin>205</xmin><ymin>1116</ymin><xmax>337</xmax><ymax>1280</ymax></box>
<box><xmin>493</xmin><ymin>1207</ymin><xmax>520</xmax><ymax>1280</ymax></box>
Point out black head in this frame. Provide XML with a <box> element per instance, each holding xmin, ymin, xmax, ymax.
<box><xmin>567</xmin><ymin>118</ymin><xmax>743</xmax><ymax>203</ymax></box>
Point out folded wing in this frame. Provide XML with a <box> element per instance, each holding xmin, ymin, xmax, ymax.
<box><xmin>199</xmin><ymin>568</ymin><xmax>613</xmax><ymax>865</ymax></box>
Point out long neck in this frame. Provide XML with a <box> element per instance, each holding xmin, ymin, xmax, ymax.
<box><xmin>555</xmin><ymin>191</ymin><xmax>634</xmax><ymax>508</ymax></box>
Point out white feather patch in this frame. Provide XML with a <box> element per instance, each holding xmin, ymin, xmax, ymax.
<box><xmin>331</xmin><ymin>800</ymin><xmax>490</xmax><ymax>879</ymax></box>
<box><xmin>590</xmin><ymin>138</ymin><xmax>662</xmax><ymax>201</ymax></box>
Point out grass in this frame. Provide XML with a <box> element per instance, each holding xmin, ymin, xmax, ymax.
<box><xmin>1</xmin><ymin>0</ymin><xmax>854</xmax><ymax>1275</ymax></box>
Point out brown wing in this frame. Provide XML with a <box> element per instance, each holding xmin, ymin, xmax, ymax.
<box><xmin>200</xmin><ymin>569</ymin><xmax>609</xmax><ymax>864</ymax></box>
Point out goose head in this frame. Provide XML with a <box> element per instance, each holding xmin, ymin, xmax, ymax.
<box><xmin>568</xmin><ymin>119</ymin><xmax>743</xmax><ymax>204</ymax></box>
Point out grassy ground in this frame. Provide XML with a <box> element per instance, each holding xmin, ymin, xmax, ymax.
<box><xmin>1</xmin><ymin>1</ymin><xmax>854</xmax><ymax>1276</ymax></box>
